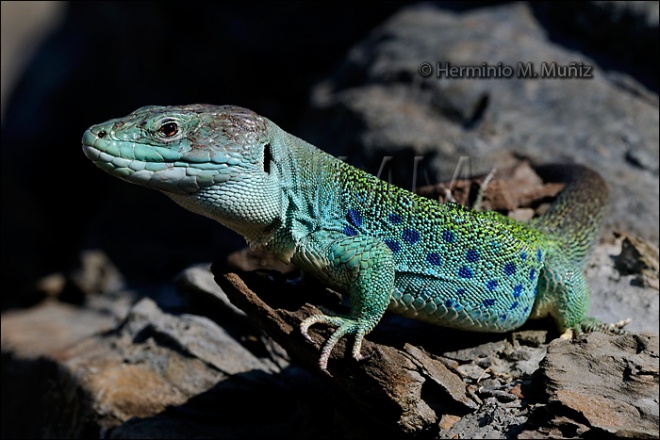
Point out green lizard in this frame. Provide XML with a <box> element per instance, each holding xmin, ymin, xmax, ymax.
<box><xmin>82</xmin><ymin>104</ymin><xmax>627</xmax><ymax>372</ymax></box>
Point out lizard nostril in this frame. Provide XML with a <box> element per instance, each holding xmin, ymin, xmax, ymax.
<box><xmin>98</xmin><ymin>130</ymin><xmax>107</xmax><ymax>138</ymax></box>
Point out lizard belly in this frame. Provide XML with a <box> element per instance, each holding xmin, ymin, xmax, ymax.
<box><xmin>389</xmin><ymin>264</ymin><xmax>539</xmax><ymax>333</ymax></box>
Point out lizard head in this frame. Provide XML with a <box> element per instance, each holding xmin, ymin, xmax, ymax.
<box><xmin>82</xmin><ymin>104</ymin><xmax>284</xmax><ymax>241</ymax></box>
<box><xmin>82</xmin><ymin>104</ymin><xmax>272</xmax><ymax>195</ymax></box>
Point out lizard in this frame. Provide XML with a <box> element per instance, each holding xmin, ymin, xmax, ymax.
<box><xmin>82</xmin><ymin>104</ymin><xmax>628</xmax><ymax>372</ymax></box>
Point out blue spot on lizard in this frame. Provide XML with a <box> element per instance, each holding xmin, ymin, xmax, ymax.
<box><xmin>426</xmin><ymin>252</ymin><xmax>442</xmax><ymax>266</ymax></box>
<box><xmin>466</xmin><ymin>249</ymin><xmax>480</xmax><ymax>262</ymax></box>
<box><xmin>402</xmin><ymin>229</ymin><xmax>420</xmax><ymax>245</ymax></box>
<box><xmin>513</xmin><ymin>285</ymin><xmax>523</xmax><ymax>298</ymax></box>
<box><xmin>458</xmin><ymin>266</ymin><xmax>474</xmax><ymax>279</ymax></box>
<box><xmin>388</xmin><ymin>213</ymin><xmax>402</xmax><ymax>224</ymax></box>
<box><xmin>346</xmin><ymin>209</ymin><xmax>362</xmax><ymax>228</ymax></box>
<box><xmin>384</xmin><ymin>239</ymin><xmax>400</xmax><ymax>253</ymax></box>
<box><xmin>344</xmin><ymin>225</ymin><xmax>358</xmax><ymax>236</ymax></box>
<box><xmin>503</xmin><ymin>262</ymin><xmax>516</xmax><ymax>276</ymax></box>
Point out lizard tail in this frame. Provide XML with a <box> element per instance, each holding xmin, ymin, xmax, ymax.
<box><xmin>530</xmin><ymin>164</ymin><xmax>609</xmax><ymax>267</ymax></box>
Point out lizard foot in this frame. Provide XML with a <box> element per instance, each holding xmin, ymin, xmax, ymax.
<box><xmin>300</xmin><ymin>314</ymin><xmax>368</xmax><ymax>373</ymax></box>
<box><xmin>570</xmin><ymin>317</ymin><xmax>631</xmax><ymax>337</ymax></box>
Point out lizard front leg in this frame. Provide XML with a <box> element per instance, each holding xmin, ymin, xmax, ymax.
<box><xmin>294</xmin><ymin>233</ymin><xmax>395</xmax><ymax>373</ymax></box>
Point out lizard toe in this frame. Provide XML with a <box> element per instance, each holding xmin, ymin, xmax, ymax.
<box><xmin>300</xmin><ymin>314</ymin><xmax>370</xmax><ymax>372</ymax></box>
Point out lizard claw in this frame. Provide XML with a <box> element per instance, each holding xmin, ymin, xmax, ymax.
<box><xmin>612</xmin><ymin>318</ymin><xmax>632</xmax><ymax>332</ymax></box>
<box><xmin>300</xmin><ymin>316</ymin><xmax>319</xmax><ymax>343</ymax></box>
<box><xmin>568</xmin><ymin>317</ymin><xmax>631</xmax><ymax>338</ymax></box>
<box><xmin>300</xmin><ymin>314</ymin><xmax>369</xmax><ymax>373</ymax></box>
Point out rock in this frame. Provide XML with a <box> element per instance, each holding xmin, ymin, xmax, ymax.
<box><xmin>2</xmin><ymin>245</ymin><xmax>656</xmax><ymax>437</ymax></box>
<box><xmin>114</xmin><ymin>298</ymin><xmax>284</xmax><ymax>375</ymax></box>
<box><xmin>1</xmin><ymin>297</ymin><xmax>292</xmax><ymax>437</ymax></box>
<box><xmin>586</xmin><ymin>237</ymin><xmax>659</xmax><ymax>334</ymax></box>
<box><xmin>226</xmin><ymin>247</ymin><xmax>298</xmax><ymax>275</ymax></box>
<box><xmin>536</xmin><ymin>1</ymin><xmax>659</xmax><ymax>92</ymax></box>
<box><xmin>1</xmin><ymin>297</ymin><xmax>128</xmax><ymax>438</ymax></box>
<box><xmin>69</xmin><ymin>249</ymin><xmax>125</xmax><ymax>296</ymax></box>
<box><xmin>213</xmin><ymin>267</ymin><xmax>479</xmax><ymax>436</ymax></box>
<box><xmin>531</xmin><ymin>333</ymin><xmax>659</xmax><ymax>439</ymax></box>
<box><xmin>302</xmin><ymin>2</ymin><xmax>659</xmax><ymax>244</ymax></box>
<box><xmin>612</xmin><ymin>233</ymin><xmax>660</xmax><ymax>290</ymax></box>
<box><xmin>1</xmin><ymin>299</ymin><xmax>121</xmax><ymax>359</ymax></box>
<box><xmin>175</xmin><ymin>263</ymin><xmax>246</xmax><ymax>317</ymax></box>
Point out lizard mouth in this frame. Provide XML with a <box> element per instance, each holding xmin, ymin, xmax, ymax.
<box><xmin>82</xmin><ymin>130</ymin><xmax>230</xmax><ymax>195</ymax></box>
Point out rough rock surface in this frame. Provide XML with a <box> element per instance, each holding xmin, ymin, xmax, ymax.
<box><xmin>300</xmin><ymin>2</ymin><xmax>658</xmax><ymax>245</ymax></box>
<box><xmin>3</xmin><ymin>259</ymin><xmax>657</xmax><ymax>438</ymax></box>
<box><xmin>533</xmin><ymin>333</ymin><xmax>659</xmax><ymax>439</ymax></box>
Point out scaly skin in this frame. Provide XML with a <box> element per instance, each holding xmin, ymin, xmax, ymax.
<box><xmin>82</xmin><ymin>104</ymin><xmax>627</xmax><ymax>372</ymax></box>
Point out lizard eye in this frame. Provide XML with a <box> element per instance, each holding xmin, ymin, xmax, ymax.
<box><xmin>159</xmin><ymin>122</ymin><xmax>179</xmax><ymax>137</ymax></box>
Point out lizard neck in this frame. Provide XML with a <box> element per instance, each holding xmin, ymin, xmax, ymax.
<box><xmin>164</xmin><ymin>178</ymin><xmax>284</xmax><ymax>248</ymax></box>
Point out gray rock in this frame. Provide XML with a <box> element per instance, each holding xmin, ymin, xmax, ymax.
<box><xmin>534</xmin><ymin>333</ymin><xmax>659</xmax><ymax>439</ymax></box>
<box><xmin>175</xmin><ymin>263</ymin><xmax>246</xmax><ymax>317</ymax></box>
<box><xmin>1</xmin><ymin>297</ymin><xmax>291</xmax><ymax>437</ymax></box>
<box><xmin>303</xmin><ymin>2</ymin><xmax>659</xmax><ymax>244</ymax></box>
<box><xmin>586</xmin><ymin>238</ymin><xmax>658</xmax><ymax>334</ymax></box>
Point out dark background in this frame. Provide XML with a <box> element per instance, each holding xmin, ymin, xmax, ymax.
<box><xmin>1</xmin><ymin>2</ymin><xmax>407</xmax><ymax>306</ymax></box>
<box><xmin>2</xmin><ymin>1</ymin><xmax>657</xmax><ymax>308</ymax></box>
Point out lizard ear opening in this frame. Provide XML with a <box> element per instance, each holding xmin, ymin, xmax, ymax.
<box><xmin>263</xmin><ymin>143</ymin><xmax>272</xmax><ymax>174</ymax></box>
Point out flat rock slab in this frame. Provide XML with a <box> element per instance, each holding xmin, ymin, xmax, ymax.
<box><xmin>535</xmin><ymin>333</ymin><xmax>659</xmax><ymax>439</ymax></box>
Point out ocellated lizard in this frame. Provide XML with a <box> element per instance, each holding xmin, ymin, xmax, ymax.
<box><xmin>82</xmin><ymin>104</ymin><xmax>627</xmax><ymax>372</ymax></box>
